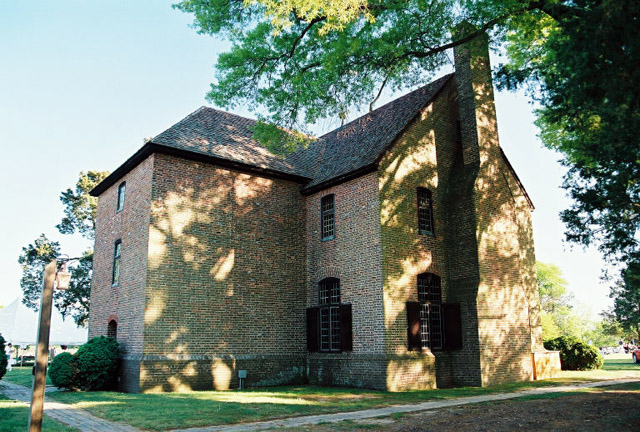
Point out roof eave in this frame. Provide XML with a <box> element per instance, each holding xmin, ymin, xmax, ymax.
<box><xmin>499</xmin><ymin>147</ymin><xmax>535</xmax><ymax>210</ymax></box>
<box><xmin>90</xmin><ymin>142</ymin><xmax>312</xmax><ymax>197</ymax></box>
<box><xmin>300</xmin><ymin>163</ymin><xmax>378</xmax><ymax>196</ymax></box>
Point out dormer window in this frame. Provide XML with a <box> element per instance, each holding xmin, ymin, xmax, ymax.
<box><xmin>116</xmin><ymin>182</ymin><xmax>126</xmax><ymax>212</ymax></box>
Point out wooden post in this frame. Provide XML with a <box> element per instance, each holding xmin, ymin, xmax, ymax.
<box><xmin>28</xmin><ymin>259</ymin><xmax>56</xmax><ymax>432</ymax></box>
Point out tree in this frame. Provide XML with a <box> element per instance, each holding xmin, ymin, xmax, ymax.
<box><xmin>18</xmin><ymin>171</ymin><xmax>109</xmax><ymax>326</ymax></box>
<box><xmin>175</xmin><ymin>0</ymin><xmax>639</xmax><ymax>270</ymax></box>
<box><xmin>17</xmin><ymin>236</ymin><xmax>93</xmax><ymax>327</ymax></box>
<box><xmin>537</xmin><ymin>261</ymin><xmax>596</xmax><ymax>341</ymax></box>
<box><xmin>607</xmin><ymin>260</ymin><xmax>640</xmax><ymax>341</ymax></box>
<box><xmin>57</xmin><ymin>171</ymin><xmax>109</xmax><ymax>240</ymax></box>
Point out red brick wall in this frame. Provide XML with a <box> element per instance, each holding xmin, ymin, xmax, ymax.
<box><xmin>89</xmin><ymin>155</ymin><xmax>154</xmax><ymax>392</ymax></box>
<box><xmin>454</xmin><ymin>32</ymin><xmax>539</xmax><ymax>385</ymax></box>
<box><xmin>303</xmin><ymin>173</ymin><xmax>388</xmax><ymax>389</ymax></box>
<box><xmin>140</xmin><ymin>153</ymin><xmax>307</xmax><ymax>391</ymax></box>
<box><xmin>376</xmin><ymin>81</ymin><xmax>462</xmax><ymax>390</ymax></box>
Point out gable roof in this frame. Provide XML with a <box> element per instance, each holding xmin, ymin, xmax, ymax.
<box><xmin>291</xmin><ymin>74</ymin><xmax>452</xmax><ymax>193</ymax></box>
<box><xmin>90</xmin><ymin>73</ymin><xmax>455</xmax><ymax>196</ymax></box>
<box><xmin>151</xmin><ymin>107</ymin><xmax>301</xmax><ymax>176</ymax></box>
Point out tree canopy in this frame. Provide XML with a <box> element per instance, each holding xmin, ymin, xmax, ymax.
<box><xmin>176</xmin><ymin>0</ymin><xmax>639</xmax><ymax>278</ymax></box>
<box><xmin>18</xmin><ymin>171</ymin><xmax>109</xmax><ymax>326</ymax></box>
<box><xmin>607</xmin><ymin>260</ymin><xmax>640</xmax><ymax>341</ymax></box>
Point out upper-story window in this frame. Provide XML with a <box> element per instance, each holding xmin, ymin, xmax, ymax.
<box><xmin>417</xmin><ymin>273</ymin><xmax>443</xmax><ymax>349</ymax></box>
<box><xmin>319</xmin><ymin>277</ymin><xmax>341</xmax><ymax>352</ymax></box>
<box><xmin>321</xmin><ymin>194</ymin><xmax>335</xmax><ymax>240</ymax></box>
<box><xmin>417</xmin><ymin>187</ymin><xmax>435</xmax><ymax>235</ymax></box>
<box><xmin>112</xmin><ymin>240</ymin><xmax>122</xmax><ymax>286</ymax></box>
<box><xmin>116</xmin><ymin>182</ymin><xmax>126</xmax><ymax>212</ymax></box>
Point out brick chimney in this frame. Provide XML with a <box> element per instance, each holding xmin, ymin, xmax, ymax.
<box><xmin>453</xmin><ymin>24</ymin><xmax>500</xmax><ymax>168</ymax></box>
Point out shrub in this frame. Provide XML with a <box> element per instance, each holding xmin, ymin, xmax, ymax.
<box><xmin>74</xmin><ymin>336</ymin><xmax>118</xmax><ymax>391</ymax></box>
<box><xmin>0</xmin><ymin>335</ymin><xmax>7</xmax><ymax>381</ymax></box>
<box><xmin>49</xmin><ymin>352</ymin><xmax>76</xmax><ymax>389</ymax></box>
<box><xmin>544</xmin><ymin>336</ymin><xmax>604</xmax><ymax>370</ymax></box>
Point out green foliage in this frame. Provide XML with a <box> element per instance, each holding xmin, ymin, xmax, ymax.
<box><xmin>17</xmin><ymin>238</ymin><xmax>93</xmax><ymax>326</ymax></box>
<box><xmin>607</xmin><ymin>261</ymin><xmax>640</xmax><ymax>341</ymax></box>
<box><xmin>56</xmin><ymin>171</ymin><xmax>110</xmax><ymax>240</ymax></box>
<box><xmin>544</xmin><ymin>336</ymin><xmax>604</xmax><ymax>371</ymax></box>
<box><xmin>537</xmin><ymin>262</ymin><xmax>571</xmax><ymax>313</ymax></box>
<box><xmin>0</xmin><ymin>335</ymin><xmax>7</xmax><ymax>381</ymax></box>
<box><xmin>17</xmin><ymin>171</ymin><xmax>108</xmax><ymax>326</ymax></box>
<box><xmin>177</xmin><ymin>1</ymin><xmax>640</xmax><ymax>282</ymax></box>
<box><xmin>49</xmin><ymin>352</ymin><xmax>76</xmax><ymax>390</ymax></box>
<box><xmin>74</xmin><ymin>336</ymin><xmax>119</xmax><ymax>391</ymax></box>
<box><xmin>18</xmin><ymin>234</ymin><xmax>60</xmax><ymax>310</ymax></box>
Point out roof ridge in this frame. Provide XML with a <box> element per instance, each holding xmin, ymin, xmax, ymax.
<box><xmin>316</xmin><ymin>73</ymin><xmax>454</xmax><ymax>140</ymax></box>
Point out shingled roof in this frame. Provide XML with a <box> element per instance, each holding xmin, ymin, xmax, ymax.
<box><xmin>292</xmin><ymin>74</ymin><xmax>452</xmax><ymax>192</ymax></box>
<box><xmin>151</xmin><ymin>107</ymin><xmax>301</xmax><ymax>176</ymax></box>
<box><xmin>91</xmin><ymin>74</ymin><xmax>453</xmax><ymax>196</ymax></box>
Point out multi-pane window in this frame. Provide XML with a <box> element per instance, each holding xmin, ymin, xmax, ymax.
<box><xmin>319</xmin><ymin>278</ymin><xmax>341</xmax><ymax>351</ymax></box>
<box><xmin>417</xmin><ymin>273</ymin><xmax>443</xmax><ymax>349</ymax></box>
<box><xmin>417</xmin><ymin>187</ymin><xmax>435</xmax><ymax>235</ymax></box>
<box><xmin>116</xmin><ymin>182</ymin><xmax>126</xmax><ymax>212</ymax></box>
<box><xmin>112</xmin><ymin>240</ymin><xmax>122</xmax><ymax>286</ymax></box>
<box><xmin>321</xmin><ymin>194</ymin><xmax>335</xmax><ymax>240</ymax></box>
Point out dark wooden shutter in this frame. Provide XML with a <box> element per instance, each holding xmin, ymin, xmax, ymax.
<box><xmin>406</xmin><ymin>302</ymin><xmax>422</xmax><ymax>351</ymax></box>
<box><xmin>306</xmin><ymin>307</ymin><xmax>319</xmax><ymax>352</ymax></box>
<box><xmin>339</xmin><ymin>303</ymin><xmax>352</xmax><ymax>352</ymax></box>
<box><xmin>443</xmin><ymin>303</ymin><xmax>462</xmax><ymax>350</ymax></box>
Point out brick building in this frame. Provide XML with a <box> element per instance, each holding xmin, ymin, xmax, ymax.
<box><xmin>89</xmin><ymin>34</ymin><xmax>559</xmax><ymax>393</ymax></box>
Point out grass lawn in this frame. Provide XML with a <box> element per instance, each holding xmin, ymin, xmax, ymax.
<box><xmin>2</xmin><ymin>366</ymin><xmax>52</xmax><ymax>388</ymax></box>
<box><xmin>0</xmin><ymin>394</ymin><xmax>77</xmax><ymax>432</ymax></box>
<box><xmin>46</xmin><ymin>353</ymin><xmax>640</xmax><ymax>431</ymax></box>
<box><xmin>1</xmin><ymin>354</ymin><xmax>637</xmax><ymax>431</ymax></box>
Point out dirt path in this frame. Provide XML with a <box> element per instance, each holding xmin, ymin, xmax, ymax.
<box><xmin>284</xmin><ymin>382</ymin><xmax>640</xmax><ymax>431</ymax></box>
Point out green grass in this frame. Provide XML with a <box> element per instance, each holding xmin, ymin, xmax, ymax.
<box><xmin>47</xmin><ymin>373</ymin><xmax>632</xmax><ymax>431</ymax></box>
<box><xmin>0</xmin><ymin>394</ymin><xmax>77</xmax><ymax>432</ymax></box>
<box><xmin>2</xmin><ymin>366</ymin><xmax>52</xmax><ymax>388</ymax></box>
<box><xmin>517</xmin><ymin>381</ymin><xmax>640</xmax><ymax>401</ymax></box>
<box><xmin>3</xmin><ymin>355</ymin><xmax>638</xmax><ymax>431</ymax></box>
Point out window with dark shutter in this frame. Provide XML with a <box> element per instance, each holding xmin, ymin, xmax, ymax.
<box><xmin>319</xmin><ymin>278</ymin><xmax>340</xmax><ymax>351</ymax></box>
<box><xmin>306</xmin><ymin>307</ymin><xmax>320</xmax><ymax>352</ymax></box>
<box><xmin>116</xmin><ymin>182</ymin><xmax>126</xmax><ymax>212</ymax></box>
<box><xmin>406</xmin><ymin>301</ymin><xmax>422</xmax><ymax>351</ymax></box>
<box><xmin>417</xmin><ymin>188</ymin><xmax>435</xmax><ymax>235</ymax></box>
<box><xmin>443</xmin><ymin>303</ymin><xmax>463</xmax><ymax>350</ymax></box>
<box><xmin>339</xmin><ymin>303</ymin><xmax>353</xmax><ymax>352</ymax></box>
<box><xmin>321</xmin><ymin>195</ymin><xmax>335</xmax><ymax>240</ymax></box>
<box><xmin>416</xmin><ymin>273</ymin><xmax>444</xmax><ymax>349</ymax></box>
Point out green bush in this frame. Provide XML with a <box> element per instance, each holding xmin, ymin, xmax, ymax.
<box><xmin>544</xmin><ymin>336</ymin><xmax>604</xmax><ymax>370</ymax></box>
<box><xmin>74</xmin><ymin>336</ymin><xmax>119</xmax><ymax>391</ymax></box>
<box><xmin>49</xmin><ymin>352</ymin><xmax>76</xmax><ymax>389</ymax></box>
<box><xmin>0</xmin><ymin>335</ymin><xmax>7</xmax><ymax>381</ymax></box>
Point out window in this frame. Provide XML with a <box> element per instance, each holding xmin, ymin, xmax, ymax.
<box><xmin>112</xmin><ymin>240</ymin><xmax>122</xmax><ymax>286</ymax></box>
<box><xmin>107</xmin><ymin>320</ymin><xmax>117</xmax><ymax>339</ymax></box>
<box><xmin>306</xmin><ymin>278</ymin><xmax>352</xmax><ymax>353</ymax></box>
<box><xmin>116</xmin><ymin>182</ymin><xmax>126</xmax><ymax>212</ymax></box>
<box><xmin>319</xmin><ymin>278</ymin><xmax>341</xmax><ymax>351</ymax></box>
<box><xmin>417</xmin><ymin>187</ymin><xmax>435</xmax><ymax>235</ymax></box>
<box><xmin>321</xmin><ymin>194</ymin><xmax>335</xmax><ymax>240</ymax></box>
<box><xmin>407</xmin><ymin>273</ymin><xmax>463</xmax><ymax>351</ymax></box>
<box><xmin>418</xmin><ymin>273</ymin><xmax>443</xmax><ymax>349</ymax></box>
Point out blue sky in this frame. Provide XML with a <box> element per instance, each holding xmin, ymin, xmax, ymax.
<box><xmin>0</xmin><ymin>1</ymin><xmax>610</xmax><ymax>319</ymax></box>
